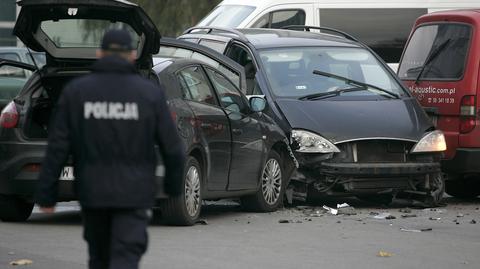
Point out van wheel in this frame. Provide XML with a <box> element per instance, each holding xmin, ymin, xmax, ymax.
<box><xmin>242</xmin><ymin>151</ymin><xmax>285</xmax><ymax>212</ymax></box>
<box><xmin>423</xmin><ymin>173</ymin><xmax>445</xmax><ymax>207</ymax></box>
<box><xmin>446</xmin><ymin>175</ymin><xmax>480</xmax><ymax>198</ymax></box>
<box><xmin>0</xmin><ymin>195</ymin><xmax>34</xmax><ymax>222</ymax></box>
<box><xmin>160</xmin><ymin>157</ymin><xmax>202</xmax><ymax>226</ymax></box>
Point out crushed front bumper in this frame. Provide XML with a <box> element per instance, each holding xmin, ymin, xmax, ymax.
<box><xmin>321</xmin><ymin>162</ymin><xmax>441</xmax><ymax>176</ymax></box>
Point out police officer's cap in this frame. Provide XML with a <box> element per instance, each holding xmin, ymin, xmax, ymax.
<box><xmin>101</xmin><ymin>29</ymin><xmax>133</xmax><ymax>52</ymax></box>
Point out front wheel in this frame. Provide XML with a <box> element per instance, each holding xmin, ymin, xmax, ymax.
<box><xmin>0</xmin><ymin>195</ymin><xmax>34</xmax><ymax>222</ymax></box>
<box><xmin>160</xmin><ymin>157</ymin><xmax>202</xmax><ymax>226</ymax></box>
<box><xmin>241</xmin><ymin>151</ymin><xmax>285</xmax><ymax>212</ymax></box>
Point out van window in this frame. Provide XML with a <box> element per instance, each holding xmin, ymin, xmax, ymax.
<box><xmin>198</xmin><ymin>5</ymin><xmax>256</xmax><ymax>28</ymax></box>
<box><xmin>252</xmin><ymin>10</ymin><xmax>306</xmax><ymax>29</ymax></box>
<box><xmin>398</xmin><ymin>24</ymin><xmax>471</xmax><ymax>81</ymax></box>
<box><xmin>319</xmin><ymin>8</ymin><xmax>427</xmax><ymax>63</ymax></box>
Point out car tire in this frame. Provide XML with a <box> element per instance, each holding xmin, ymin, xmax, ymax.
<box><xmin>445</xmin><ymin>175</ymin><xmax>480</xmax><ymax>199</ymax></box>
<box><xmin>160</xmin><ymin>157</ymin><xmax>202</xmax><ymax>226</ymax></box>
<box><xmin>0</xmin><ymin>195</ymin><xmax>34</xmax><ymax>222</ymax></box>
<box><xmin>241</xmin><ymin>151</ymin><xmax>285</xmax><ymax>212</ymax></box>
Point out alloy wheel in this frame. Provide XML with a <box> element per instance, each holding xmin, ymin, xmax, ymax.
<box><xmin>262</xmin><ymin>159</ymin><xmax>282</xmax><ymax>205</ymax></box>
<box><xmin>185</xmin><ymin>166</ymin><xmax>201</xmax><ymax>217</ymax></box>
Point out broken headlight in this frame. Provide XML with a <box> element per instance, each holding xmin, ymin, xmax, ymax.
<box><xmin>291</xmin><ymin>130</ymin><xmax>340</xmax><ymax>153</ymax></box>
<box><xmin>411</xmin><ymin>130</ymin><xmax>447</xmax><ymax>153</ymax></box>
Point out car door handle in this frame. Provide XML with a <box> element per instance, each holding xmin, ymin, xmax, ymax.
<box><xmin>232</xmin><ymin>128</ymin><xmax>243</xmax><ymax>135</ymax></box>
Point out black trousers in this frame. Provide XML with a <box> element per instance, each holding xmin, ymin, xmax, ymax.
<box><xmin>82</xmin><ymin>208</ymin><xmax>150</xmax><ymax>269</ymax></box>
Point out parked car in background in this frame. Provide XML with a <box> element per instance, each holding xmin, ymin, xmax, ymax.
<box><xmin>398</xmin><ymin>9</ymin><xmax>480</xmax><ymax>198</ymax></box>
<box><xmin>0</xmin><ymin>0</ymin><xmax>294</xmax><ymax>225</ymax></box>
<box><xmin>0</xmin><ymin>47</ymin><xmax>46</xmax><ymax>67</ymax></box>
<box><xmin>175</xmin><ymin>26</ymin><xmax>447</xmax><ymax>206</ymax></box>
<box><xmin>197</xmin><ymin>0</ymin><xmax>480</xmax><ymax>68</ymax></box>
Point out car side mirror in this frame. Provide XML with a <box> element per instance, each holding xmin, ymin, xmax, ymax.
<box><xmin>249</xmin><ymin>96</ymin><xmax>266</xmax><ymax>113</ymax></box>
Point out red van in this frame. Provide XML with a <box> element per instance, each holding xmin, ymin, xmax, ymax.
<box><xmin>398</xmin><ymin>10</ymin><xmax>480</xmax><ymax>198</ymax></box>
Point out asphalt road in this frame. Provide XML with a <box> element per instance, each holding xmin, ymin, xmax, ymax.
<box><xmin>0</xmin><ymin>197</ymin><xmax>479</xmax><ymax>269</ymax></box>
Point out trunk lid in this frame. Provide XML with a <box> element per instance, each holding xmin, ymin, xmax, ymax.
<box><xmin>14</xmin><ymin>0</ymin><xmax>161</xmax><ymax>69</ymax></box>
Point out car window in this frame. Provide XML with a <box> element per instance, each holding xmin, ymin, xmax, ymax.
<box><xmin>398</xmin><ymin>23</ymin><xmax>471</xmax><ymax>80</ymax></box>
<box><xmin>0</xmin><ymin>65</ymin><xmax>28</xmax><ymax>101</ymax></box>
<box><xmin>158</xmin><ymin>45</ymin><xmax>241</xmax><ymax>89</ymax></box>
<box><xmin>0</xmin><ymin>53</ymin><xmax>21</xmax><ymax>62</ymax></box>
<box><xmin>205</xmin><ymin>68</ymin><xmax>247</xmax><ymax>113</ymax></box>
<box><xmin>198</xmin><ymin>39</ymin><xmax>227</xmax><ymax>53</ymax></box>
<box><xmin>252</xmin><ymin>10</ymin><xmax>306</xmax><ymax>29</ymax></box>
<box><xmin>177</xmin><ymin>66</ymin><xmax>217</xmax><ymax>106</ymax></box>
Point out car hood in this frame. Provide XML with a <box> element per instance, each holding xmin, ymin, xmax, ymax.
<box><xmin>276</xmin><ymin>97</ymin><xmax>432</xmax><ymax>144</ymax></box>
<box><xmin>14</xmin><ymin>0</ymin><xmax>160</xmax><ymax>69</ymax></box>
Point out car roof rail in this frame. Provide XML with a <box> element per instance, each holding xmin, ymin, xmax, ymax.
<box><xmin>281</xmin><ymin>25</ymin><xmax>359</xmax><ymax>42</ymax></box>
<box><xmin>182</xmin><ymin>26</ymin><xmax>249</xmax><ymax>42</ymax></box>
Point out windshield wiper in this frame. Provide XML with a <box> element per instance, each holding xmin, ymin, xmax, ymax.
<box><xmin>299</xmin><ymin>86</ymin><xmax>368</xmax><ymax>100</ymax></box>
<box><xmin>414</xmin><ymin>38</ymin><xmax>451</xmax><ymax>85</ymax></box>
<box><xmin>305</xmin><ymin>70</ymin><xmax>400</xmax><ymax>99</ymax></box>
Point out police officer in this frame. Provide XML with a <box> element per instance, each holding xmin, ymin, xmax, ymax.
<box><xmin>35</xmin><ymin>29</ymin><xmax>186</xmax><ymax>269</ymax></box>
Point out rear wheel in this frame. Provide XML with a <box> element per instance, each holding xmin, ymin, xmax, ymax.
<box><xmin>242</xmin><ymin>151</ymin><xmax>285</xmax><ymax>212</ymax></box>
<box><xmin>446</xmin><ymin>175</ymin><xmax>480</xmax><ymax>198</ymax></box>
<box><xmin>0</xmin><ymin>195</ymin><xmax>34</xmax><ymax>222</ymax></box>
<box><xmin>160</xmin><ymin>157</ymin><xmax>202</xmax><ymax>226</ymax></box>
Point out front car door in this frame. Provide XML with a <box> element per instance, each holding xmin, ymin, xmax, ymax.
<box><xmin>204</xmin><ymin>67</ymin><xmax>265</xmax><ymax>190</ymax></box>
<box><xmin>176</xmin><ymin>65</ymin><xmax>232</xmax><ymax>191</ymax></box>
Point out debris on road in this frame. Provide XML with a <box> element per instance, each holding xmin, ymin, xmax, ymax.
<box><xmin>470</xmin><ymin>219</ymin><xmax>477</xmax><ymax>224</ymax></box>
<box><xmin>372</xmin><ymin>212</ymin><xmax>396</xmax><ymax>220</ymax></box>
<box><xmin>377</xmin><ymin>251</ymin><xmax>394</xmax><ymax>257</ymax></box>
<box><xmin>457</xmin><ymin>213</ymin><xmax>464</xmax><ymax>218</ymax></box>
<box><xmin>399</xmin><ymin>208</ymin><xmax>412</xmax><ymax>213</ymax></box>
<box><xmin>429</xmin><ymin>217</ymin><xmax>441</xmax><ymax>221</ymax></box>
<box><xmin>278</xmin><ymin>219</ymin><xmax>290</xmax><ymax>224</ymax></box>
<box><xmin>401</xmin><ymin>214</ymin><xmax>417</xmax><ymax>218</ymax></box>
<box><xmin>9</xmin><ymin>259</ymin><xmax>33</xmax><ymax>266</ymax></box>
<box><xmin>337</xmin><ymin>203</ymin><xmax>350</xmax><ymax>208</ymax></box>
<box><xmin>400</xmin><ymin>228</ymin><xmax>432</xmax><ymax>233</ymax></box>
<box><xmin>195</xmin><ymin>219</ymin><xmax>208</xmax><ymax>225</ymax></box>
<box><xmin>323</xmin><ymin>205</ymin><xmax>338</xmax><ymax>215</ymax></box>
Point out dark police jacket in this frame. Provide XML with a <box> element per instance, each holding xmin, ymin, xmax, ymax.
<box><xmin>35</xmin><ymin>56</ymin><xmax>185</xmax><ymax>208</ymax></box>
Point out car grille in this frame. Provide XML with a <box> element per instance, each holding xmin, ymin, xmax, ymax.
<box><xmin>353</xmin><ymin>140</ymin><xmax>411</xmax><ymax>163</ymax></box>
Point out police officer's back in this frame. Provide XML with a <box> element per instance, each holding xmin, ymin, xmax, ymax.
<box><xmin>35</xmin><ymin>29</ymin><xmax>185</xmax><ymax>269</ymax></box>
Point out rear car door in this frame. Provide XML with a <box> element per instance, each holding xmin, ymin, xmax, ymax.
<box><xmin>204</xmin><ymin>67</ymin><xmax>265</xmax><ymax>190</ymax></box>
<box><xmin>176</xmin><ymin>65</ymin><xmax>232</xmax><ymax>191</ymax></box>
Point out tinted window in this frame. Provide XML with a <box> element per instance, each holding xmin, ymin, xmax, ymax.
<box><xmin>198</xmin><ymin>5</ymin><xmax>256</xmax><ymax>28</ymax></box>
<box><xmin>158</xmin><ymin>45</ymin><xmax>241</xmax><ymax>89</ymax></box>
<box><xmin>259</xmin><ymin>47</ymin><xmax>403</xmax><ymax>98</ymax></box>
<box><xmin>398</xmin><ymin>24</ymin><xmax>471</xmax><ymax>80</ymax></box>
<box><xmin>320</xmin><ymin>8</ymin><xmax>427</xmax><ymax>63</ymax></box>
<box><xmin>251</xmin><ymin>10</ymin><xmax>306</xmax><ymax>29</ymax></box>
<box><xmin>206</xmin><ymin>68</ymin><xmax>247</xmax><ymax>113</ymax></box>
<box><xmin>177</xmin><ymin>66</ymin><xmax>217</xmax><ymax>105</ymax></box>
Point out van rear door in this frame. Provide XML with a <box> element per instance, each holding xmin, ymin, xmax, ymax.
<box><xmin>398</xmin><ymin>22</ymin><xmax>475</xmax><ymax>159</ymax></box>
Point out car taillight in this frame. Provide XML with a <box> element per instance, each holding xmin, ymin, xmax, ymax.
<box><xmin>460</xmin><ymin>95</ymin><xmax>476</xmax><ymax>134</ymax></box>
<box><xmin>0</xmin><ymin>101</ymin><xmax>19</xmax><ymax>129</ymax></box>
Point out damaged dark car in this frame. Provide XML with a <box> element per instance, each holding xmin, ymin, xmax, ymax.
<box><xmin>178</xmin><ymin>26</ymin><xmax>447</xmax><ymax>206</ymax></box>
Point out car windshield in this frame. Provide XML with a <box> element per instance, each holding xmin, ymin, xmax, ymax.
<box><xmin>40</xmin><ymin>19</ymin><xmax>140</xmax><ymax>49</ymax></box>
<box><xmin>259</xmin><ymin>47</ymin><xmax>404</xmax><ymax>98</ymax></box>
<box><xmin>197</xmin><ymin>5</ymin><xmax>255</xmax><ymax>28</ymax></box>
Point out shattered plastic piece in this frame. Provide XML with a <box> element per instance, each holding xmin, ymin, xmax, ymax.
<box><xmin>429</xmin><ymin>217</ymin><xmax>441</xmax><ymax>221</ymax></box>
<box><xmin>195</xmin><ymin>219</ymin><xmax>208</xmax><ymax>225</ymax></box>
<box><xmin>399</xmin><ymin>208</ymin><xmax>412</xmax><ymax>213</ymax></box>
<box><xmin>9</xmin><ymin>259</ymin><xmax>33</xmax><ymax>266</ymax></box>
<box><xmin>337</xmin><ymin>203</ymin><xmax>350</xmax><ymax>208</ymax></box>
<box><xmin>400</xmin><ymin>228</ymin><xmax>432</xmax><ymax>232</ymax></box>
<box><xmin>323</xmin><ymin>205</ymin><xmax>338</xmax><ymax>215</ymax></box>
<box><xmin>401</xmin><ymin>214</ymin><xmax>417</xmax><ymax>218</ymax></box>
<box><xmin>377</xmin><ymin>251</ymin><xmax>393</xmax><ymax>257</ymax></box>
<box><xmin>457</xmin><ymin>213</ymin><xmax>464</xmax><ymax>218</ymax></box>
<box><xmin>373</xmin><ymin>213</ymin><xmax>392</xmax><ymax>219</ymax></box>
<box><xmin>278</xmin><ymin>219</ymin><xmax>290</xmax><ymax>224</ymax></box>
<box><xmin>470</xmin><ymin>219</ymin><xmax>476</xmax><ymax>224</ymax></box>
